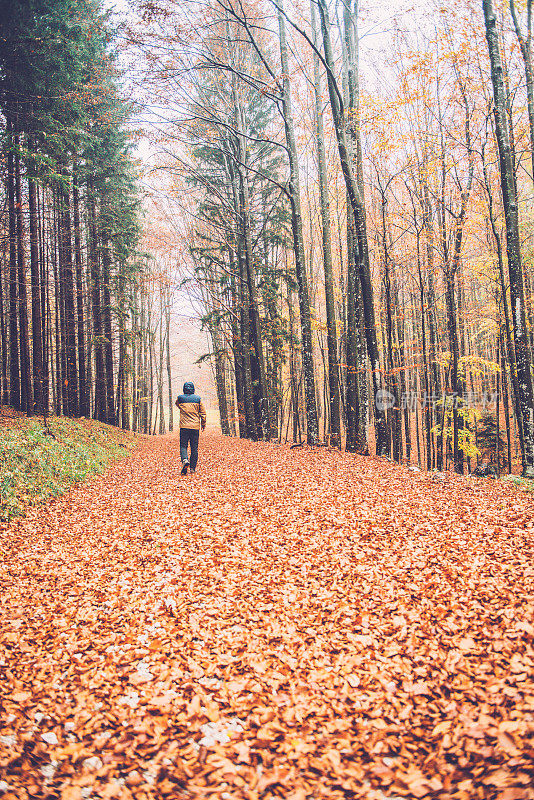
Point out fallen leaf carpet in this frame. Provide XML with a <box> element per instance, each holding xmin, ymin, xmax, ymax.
<box><xmin>1</xmin><ymin>434</ymin><xmax>533</xmax><ymax>799</ymax></box>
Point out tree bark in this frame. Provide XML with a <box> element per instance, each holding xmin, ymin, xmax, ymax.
<box><xmin>87</xmin><ymin>189</ymin><xmax>106</xmax><ymax>422</ymax></box>
<box><xmin>483</xmin><ymin>0</ymin><xmax>534</xmax><ymax>477</ymax></box>
<box><xmin>39</xmin><ymin>185</ymin><xmax>50</xmax><ymax>412</ymax></box>
<box><xmin>59</xmin><ymin>172</ymin><xmax>78</xmax><ymax>416</ymax></box>
<box><xmin>28</xmin><ymin>171</ymin><xmax>45</xmax><ymax>416</ymax></box>
<box><xmin>166</xmin><ymin>289</ymin><xmax>173</xmax><ymax>433</ymax></box>
<box><xmin>510</xmin><ymin>0</ymin><xmax>534</xmax><ymax>182</ymax></box>
<box><xmin>101</xmin><ymin>236</ymin><xmax>116</xmax><ymax>425</ymax></box>
<box><xmin>6</xmin><ymin>120</ymin><xmax>20</xmax><ymax>411</ymax></box>
<box><xmin>345</xmin><ymin>211</ymin><xmax>360</xmax><ymax>452</ymax></box>
<box><xmin>0</xmin><ymin>231</ymin><xmax>8</xmax><ymax>405</ymax></box>
<box><xmin>229</xmin><ymin>248</ymin><xmax>246</xmax><ymax>437</ymax></box>
<box><xmin>73</xmin><ymin>166</ymin><xmax>89</xmax><ymax>416</ymax></box>
<box><xmin>227</xmin><ymin>148</ymin><xmax>257</xmax><ymax>439</ymax></box>
<box><xmin>317</xmin><ymin>0</ymin><xmax>389</xmax><ymax>455</ymax></box>
<box><xmin>278</xmin><ymin>0</ymin><xmax>319</xmax><ymax>444</ymax></box>
<box><xmin>117</xmin><ymin>270</ymin><xmax>128</xmax><ymax>429</ymax></box>
<box><xmin>232</xmin><ymin>98</ymin><xmax>273</xmax><ymax>439</ymax></box>
<box><xmin>14</xmin><ymin>137</ymin><xmax>32</xmax><ymax>415</ymax></box>
<box><xmin>311</xmin><ymin>0</ymin><xmax>341</xmax><ymax>448</ymax></box>
<box><xmin>380</xmin><ymin>187</ymin><xmax>401</xmax><ymax>461</ymax></box>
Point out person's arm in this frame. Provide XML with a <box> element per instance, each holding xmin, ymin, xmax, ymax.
<box><xmin>199</xmin><ymin>401</ymin><xmax>207</xmax><ymax>430</ymax></box>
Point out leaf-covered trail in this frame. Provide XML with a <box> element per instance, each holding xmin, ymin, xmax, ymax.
<box><xmin>1</xmin><ymin>434</ymin><xmax>533</xmax><ymax>800</ymax></box>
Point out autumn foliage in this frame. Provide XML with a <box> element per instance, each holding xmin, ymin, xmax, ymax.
<box><xmin>1</xmin><ymin>434</ymin><xmax>533</xmax><ymax>798</ymax></box>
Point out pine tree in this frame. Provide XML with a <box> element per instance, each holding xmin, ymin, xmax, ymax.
<box><xmin>476</xmin><ymin>412</ymin><xmax>508</xmax><ymax>470</ymax></box>
<box><xmin>0</xmin><ymin>0</ymin><xmax>144</xmax><ymax>428</ymax></box>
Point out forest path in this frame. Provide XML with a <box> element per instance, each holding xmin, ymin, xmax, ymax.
<box><xmin>1</xmin><ymin>434</ymin><xmax>533</xmax><ymax>799</ymax></box>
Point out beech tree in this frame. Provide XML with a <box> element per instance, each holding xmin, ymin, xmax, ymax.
<box><xmin>483</xmin><ymin>0</ymin><xmax>534</xmax><ymax>478</ymax></box>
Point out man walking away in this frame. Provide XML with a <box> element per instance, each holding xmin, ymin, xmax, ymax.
<box><xmin>176</xmin><ymin>382</ymin><xmax>206</xmax><ymax>475</ymax></box>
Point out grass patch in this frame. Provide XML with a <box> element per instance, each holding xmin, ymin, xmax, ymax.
<box><xmin>0</xmin><ymin>415</ymin><xmax>138</xmax><ymax>522</ymax></box>
<box><xmin>501</xmin><ymin>474</ymin><xmax>534</xmax><ymax>493</ymax></box>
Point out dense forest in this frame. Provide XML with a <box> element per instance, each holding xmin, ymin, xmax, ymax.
<box><xmin>1</xmin><ymin>0</ymin><xmax>534</xmax><ymax>476</ymax></box>
<box><xmin>0</xmin><ymin>0</ymin><xmax>174</xmax><ymax>435</ymax></box>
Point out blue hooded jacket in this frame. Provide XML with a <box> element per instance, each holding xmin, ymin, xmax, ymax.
<box><xmin>177</xmin><ymin>381</ymin><xmax>201</xmax><ymax>405</ymax></box>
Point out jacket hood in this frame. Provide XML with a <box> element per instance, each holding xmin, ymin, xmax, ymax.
<box><xmin>183</xmin><ymin>381</ymin><xmax>195</xmax><ymax>395</ymax></box>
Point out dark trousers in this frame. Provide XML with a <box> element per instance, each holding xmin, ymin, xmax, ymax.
<box><xmin>180</xmin><ymin>428</ymin><xmax>199</xmax><ymax>470</ymax></box>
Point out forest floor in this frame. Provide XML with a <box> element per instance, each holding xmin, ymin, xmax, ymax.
<box><xmin>1</xmin><ymin>433</ymin><xmax>533</xmax><ymax>800</ymax></box>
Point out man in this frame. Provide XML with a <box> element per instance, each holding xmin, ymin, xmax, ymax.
<box><xmin>175</xmin><ymin>381</ymin><xmax>206</xmax><ymax>475</ymax></box>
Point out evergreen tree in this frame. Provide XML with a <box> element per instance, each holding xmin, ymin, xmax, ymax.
<box><xmin>0</xmin><ymin>0</ymin><xmax>145</xmax><ymax>428</ymax></box>
<box><xmin>477</xmin><ymin>412</ymin><xmax>508</xmax><ymax>470</ymax></box>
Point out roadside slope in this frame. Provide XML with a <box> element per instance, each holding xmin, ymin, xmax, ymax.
<box><xmin>0</xmin><ymin>413</ymin><xmax>138</xmax><ymax>522</ymax></box>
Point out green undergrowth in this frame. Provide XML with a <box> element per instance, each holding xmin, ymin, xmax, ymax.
<box><xmin>501</xmin><ymin>474</ymin><xmax>534</xmax><ymax>493</ymax></box>
<box><xmin>0</xmin><ymin>416</ymin><xmax>138</xmax><ymax>522</ymax></box>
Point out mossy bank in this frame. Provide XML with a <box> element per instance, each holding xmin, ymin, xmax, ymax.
<box><xmin>0</xmin><ymin>415</ymin><xmax>138</xmax><ymax>522</ymax></box>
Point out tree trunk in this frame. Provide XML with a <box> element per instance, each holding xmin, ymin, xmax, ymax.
<box><xmin>39</xmin><ymin>185</ymin><xmax>50</xmax><ymax>412</ymax></box>
<box><xmin>418</xmin><ymin>269</ymin><xmax>432</xmax><ymax>471</ymax></box>
<box><xmin>158</xmin><ymin>297</ymin><xmax>165</xmax><ymax>435</ymax></box>
<box><xmin>345</xmin><ymin>213</ymin><xmax>360</xmax><ymax>452</ymax></box>
<box><xmin>311</xmin><ymin>0</ymin><xmax>341</xmax><ymax>448</ymax></box>
<box><xmin>500</xmin><ymin>326</ymin><xmax>513</xmax><ymax>472</ymax></box>
<box><xmin>52</xmin><ymin>191</ymin><xmax>63</xmax><ymax>414</ymax></box>
<box><xmin>317</xmin><ymin>0</ymin><xmax>389</xmax><ymax>455</ymax></box>
<box><xmin>166</xmin><ymin>290</ymin><xmax>173</xmax><ymax>433</ymax></box>
<box><xmin>131</xmin><ymin>298</ymin><xmax>138</xmax><ymax>432</ymax></box>
<box><xmin>27</xmin><ymin>167</ymin><xmax>45</xmax><ymax>416</ymax></box>
<box><xmin>481</xmin><ymin>142</ymin><xmax>525</xmax><ymax>458</ymax></box>
<box><xmin>343</xmin><ymin>0</ymin><xmax>368</xmax><ymax>455</ymax></box>
<box><xmin>227</xmin><ymin>149</ymin><xmax>256</xmax><ymax>439</ymax></box>
<box><xmin>6</xmin><ymin>120</ymin><xmax>20</xmax><ymax>410</ymax></box>
<box><xmin>14</xmin><ymin>138</ymin><xmax>32</xmax><ymax>415</ymax></box>
<box><xmin>101</xmin><ymin>237</ymin><xmax>116</xmax><ymax>425</ymax></box>
<box><xmin>238</xmin><ymin>240</ymin><xmax>257</xmax><ymax>440</ymax></box>
<box><xmin>483</xmin><ymin>0</ymin><xmax>534</xmax><ymax>477</ymax></box>
<box><xmin>445</xmin><ymin>271</ymin><xmax>463</xmax><ymax>473</ymax></box>
<box><xmin>58</xmin><ymin>173</ymin><xmax>78</xmax><ymax>416</ymax></box>
<box><xmin>213</xmin><ymin>326</ymin><xmax>230</xmax><ymax>435</ymax></box>
<box><xmin>235</xmin><ymin>115</ymin><xmax>272</xmax><ymax>438</ymax></box>
<box><xmin>116</xmin><ymin>270</ymin><xmax>128</xmax><ymax>429</ymax></box>
<box><xmin>278</xmin><ymin>0</ymin><xmax>319</xmax><ymax>444</ymax></box>
<box><xmin>396</xmin><ymin>283</ymin><xmax>410</xmax><ymax>462</ymax></box>
<box><xmin>287</xmin><ymin>286</ymin><xmax>300</xmax><ymax>443</ymax></box>
<box><xmin>229</xmin><ymin>250</ymin><xmax>246</xmax><ymax>438</ymax></box>
<box><xmin>139</xmin><ymin>288</ymin><xmax>149</xmax><ymax>434</ymax></box>
<box><xmin>73</xmin><ymin>166</ymin><xmax>89</xmax><ymax>416</ymax></box>
<box><xmin>88</xmin><ymin>189</ymin><xmax>106</xmax><ymax>422</ymax></box>
<box><xmin>381</xmin><ymin>189</ymin><xmax>401</xmax><ymax>461</ymax></box>
<box><xmin>510</xmin><ymin>0</ymin><xmax>534</xmax><ymax>182</ymax></box>
<box><xmin>0</xmin><ymin>232</ymin><xmax>8</xmax><ymax>405</ymax></box>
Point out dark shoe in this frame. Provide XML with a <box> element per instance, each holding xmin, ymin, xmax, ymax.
<box><xmin>181</xmin><ymin>461</ymin><xmax>189</xmax><ymax>475</ymax></box>
<box><xmin>190</xmin><ymin>469</ymin><xmax>196</xmax><ymax>474</ymax></box>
